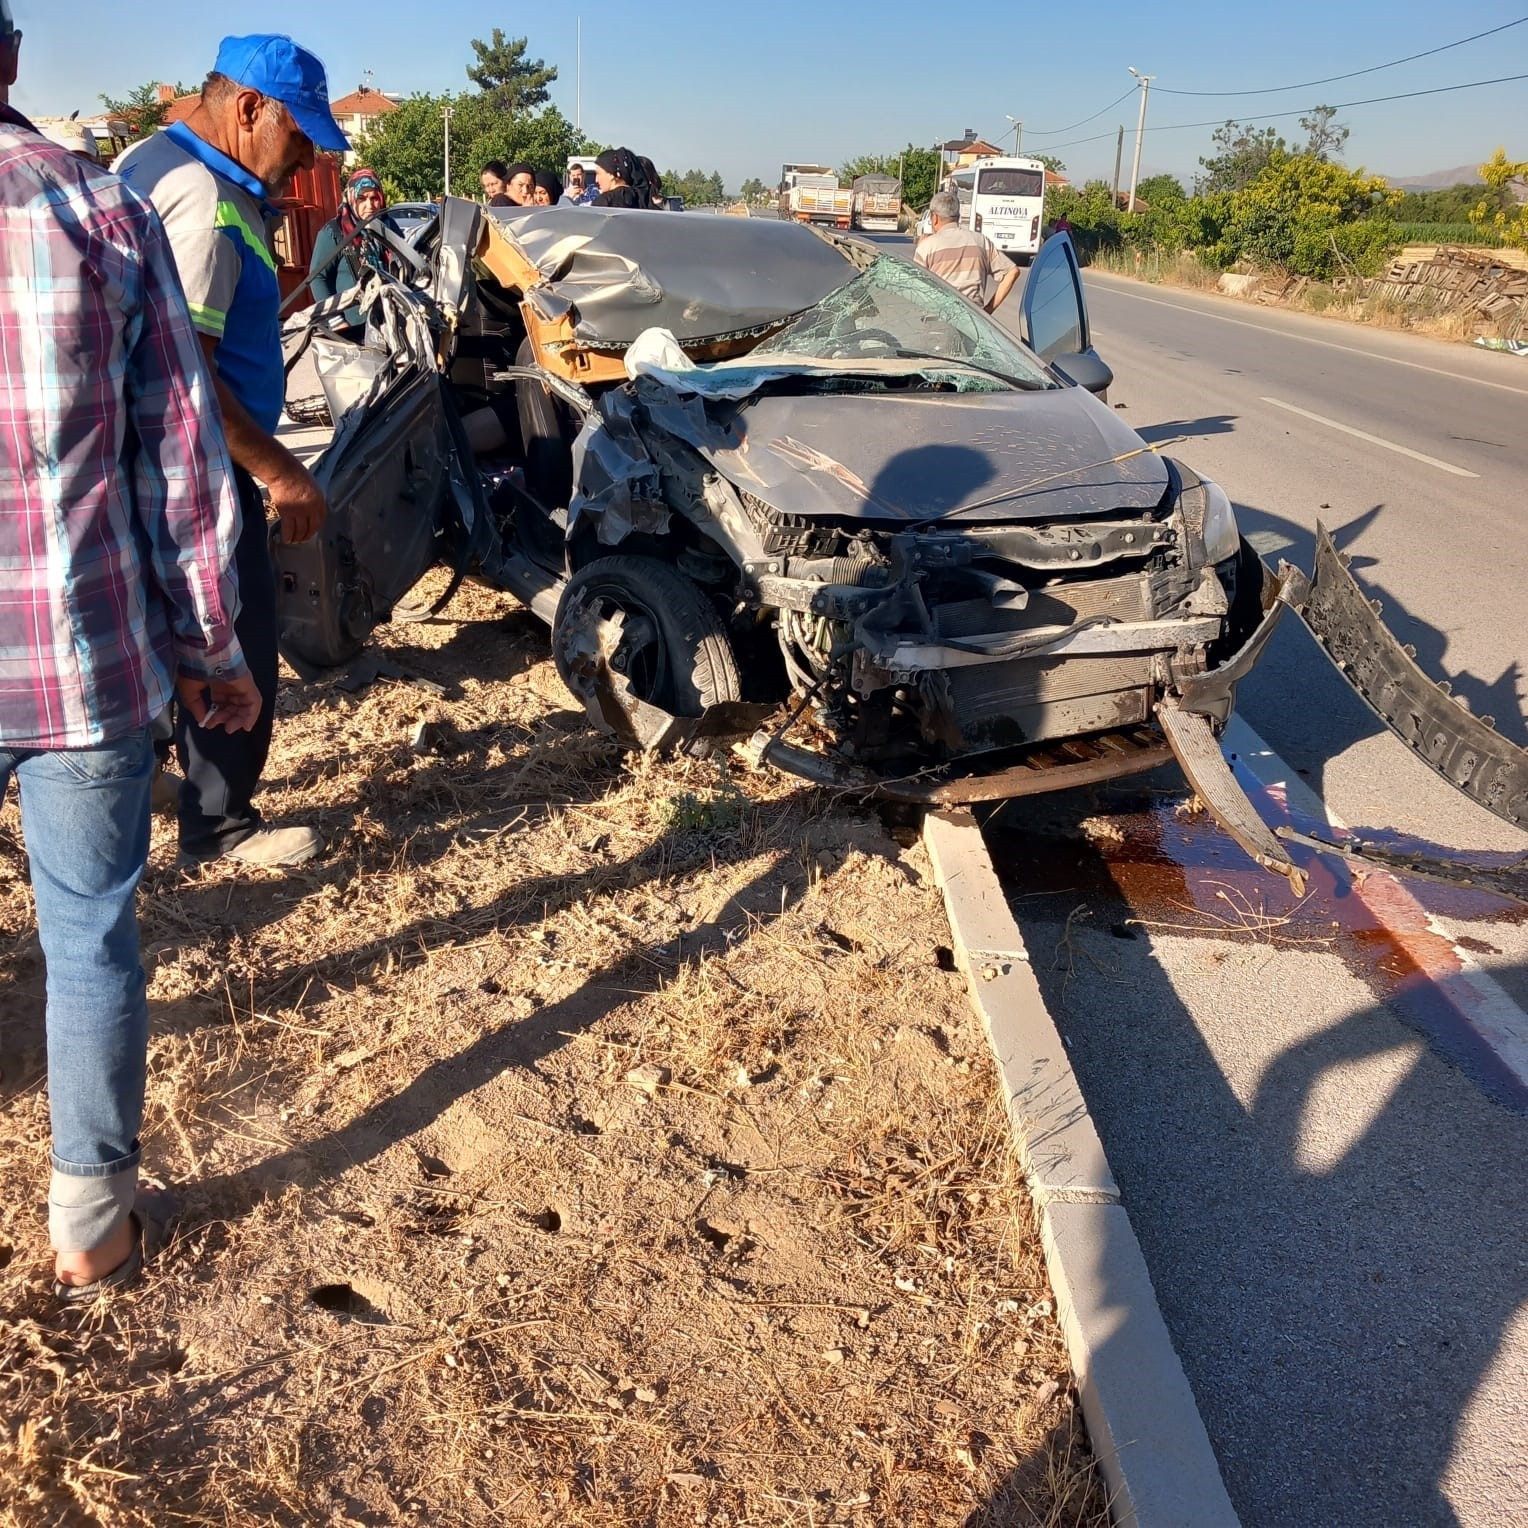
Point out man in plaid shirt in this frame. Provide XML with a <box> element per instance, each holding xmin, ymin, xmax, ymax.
<box><xmin>0</xmin><ymin>3</ymin><xmax>261</xmax><ymax>1299</ymax></box>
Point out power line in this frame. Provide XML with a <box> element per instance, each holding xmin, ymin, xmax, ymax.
<box><xmin>1036</xmin><ymin>72</ymin><xmax>1528</xmax><ymax>154</ymax></box>
<box><xmin>1023</xmin><ymin>88</ymin><xmax>1138</xmax><ymax>140</ymax></box>
<box><xmin>1000</xmin><ymin>16</ymin><xmax>1528</xmax><ymax>150</ymax></box>
<box><xmin>1153</xmin><ymin>16</ymin><xmax>1528</xmax><ymax>96</ymax></box>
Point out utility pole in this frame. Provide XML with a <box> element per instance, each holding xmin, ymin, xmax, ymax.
<box><xmin>1005</xmin><ymin>115</ymin><xmax>1023</xmax><ymax>156</ymax></box>
<box><xmin>576</xmin><ymin>16</ymin><xmax>582</xmax><ymax>132</ymax></box>
<box><xmin>1127</xmin><ymin>67</ymin><xmax>1154</xmax><ymax>212</ymax></box>
<box><xmin>1111</xmin><ymin>124</ymin><xmax>1124</xmax><ymax>203</ymax></box>
<box><xmin>441</xmin><ymin>103</ymin><xmax>453</xmax><ymax>199</ymax></box>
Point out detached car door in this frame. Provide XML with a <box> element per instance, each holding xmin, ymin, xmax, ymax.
<box><xmin>275</xmin><ymin>364</ymin><xmax>456</xmax><ymax>671</ymax></box>
<box><xmin>1018</xmin><ymin>232</ymin><xmax>1113</xmax><ymax>396</ymax></box>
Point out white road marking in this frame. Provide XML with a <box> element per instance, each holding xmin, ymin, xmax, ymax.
<box><xmin>1260</xmin><ymin>395</ymin><xmax>1480</xmax><ymax>478</ymax></box>
<box><xmin>1089</xmin><ymin>277</ymin><xmax>1528</xmax><ymax>399</ymax></box>
<box><xmin>1223</xmin><ymin>715</ymin><xmax>1528</xmax><ymax>1095</ymax></box>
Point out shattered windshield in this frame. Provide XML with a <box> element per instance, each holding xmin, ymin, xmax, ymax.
<box><xmin>753</xmin><ymin>256</ymin><xmax>1055</xmax><ymax>391</ymax></box>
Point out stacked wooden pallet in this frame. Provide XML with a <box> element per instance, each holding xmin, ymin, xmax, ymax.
<box><xmin>1368</xmin><ymin>245</ymin><xmax>1528</xmax><ymax>338</ymax></box>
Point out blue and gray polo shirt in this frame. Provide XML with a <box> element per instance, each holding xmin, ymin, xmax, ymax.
<box><xmin>115</xmin><ymin>123</ymin><xmax>285</xmax><ymax>433</ymax></box>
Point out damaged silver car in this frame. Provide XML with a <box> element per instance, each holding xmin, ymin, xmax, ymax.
<box><xmin>277</xmin><ymin>201</ymin><xmax>1526</xmax><ymax>891</ymax></box>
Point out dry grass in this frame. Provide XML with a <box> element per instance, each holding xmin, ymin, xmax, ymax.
<box><xmin>1091</xmin><ymin>248</ymin><xmax>1223</xmax><ymax>292</ymax></box>
<box><xmin>0</xmin><ymin>573</ymin><xmax>1106</xmax><ymax>1526</ymax></box>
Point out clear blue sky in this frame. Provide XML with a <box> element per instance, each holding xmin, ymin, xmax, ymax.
<box><xmin>11</xmin><ymin>0</ymin><xmax>1527</xmax><ymax>187</ymax></box>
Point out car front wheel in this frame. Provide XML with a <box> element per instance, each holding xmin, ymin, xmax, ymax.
<box><xmin>552</xmin><ymin>556</ymin><xmax>742</xmax><ymax>734</ymax></box>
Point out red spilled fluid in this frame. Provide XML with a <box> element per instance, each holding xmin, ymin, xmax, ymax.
<box><xmin>986</xmin><ymin>781</ymin><xmax>1527</xmax><ymax>1103</ymax></box>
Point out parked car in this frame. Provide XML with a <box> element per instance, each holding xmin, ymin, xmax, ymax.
<box><xmin>275</xmin><ymin>202</ymin><xmax>1526</xmax><ymax>888</ymax></box>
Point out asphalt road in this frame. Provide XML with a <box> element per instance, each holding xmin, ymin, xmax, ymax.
<box><xmin>973</xmin><ymin>262</ymin><xmax>1528</xmax><ymax>1526</ymax></box>
<box><xmin>789</xmin><ymin>225</ymin><xmax>1525</xmax><ymax>1522</ymax></box>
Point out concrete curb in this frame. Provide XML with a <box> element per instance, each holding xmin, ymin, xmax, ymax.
<box><xmin>923</xmin><ymin>809</ymin><xmax>1240</xmax><ymax>1528</ymax></box>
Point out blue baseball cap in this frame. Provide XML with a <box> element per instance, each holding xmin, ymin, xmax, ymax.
<box><xmin>212</xmin><ymin>34</ymin><xmax>349</xmax><ymax>154</ymax></box>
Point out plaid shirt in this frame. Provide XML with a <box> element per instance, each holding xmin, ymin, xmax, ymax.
<box><xmin>0</xmin><ymin>106</ymin><xmax>245</xmax><ymax>750</ymax></box>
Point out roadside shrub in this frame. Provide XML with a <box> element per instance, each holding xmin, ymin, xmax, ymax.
<box><xmin>1471</xmin><ymin>149</ymin><xmax>1528</xmax><ymax>248</ymax></box>
<box><xmin>1218</xmin><ymin>152</ymin><xmax>1398</xmax><ymax>278</ymax></box>
<box><xmin>1047</xmin><ymin>182</ymin><xmax>1127</xmax><ymax>260</ymax></box>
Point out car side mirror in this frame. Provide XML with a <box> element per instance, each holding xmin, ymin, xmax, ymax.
<box><xmin>1050</xmin><ymin>350</ymin><xmax>1114</xmax><ymax>397</ymax></box>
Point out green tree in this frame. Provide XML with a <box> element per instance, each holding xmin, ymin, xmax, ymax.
<box><xmin>837</xmin><ymin>147</ymin><xmax>939</xmax><ymax>208</ymax></box>
<box><xmin>99</xmin><ymin>80</ymin><xmax>194</xmax><ymax>139</ymax></box>
<box><xmin>466</xmin><ymin>28</ymin><xmax>557</xmax><ymax>114</ymax></box>
<box><xmin>1222</xmin><ymin>151</ymin><xmax>1397</xmax><ymax>276</ymax></box>
<box><xmin>1032</xmin><ymin>153</ymin><xmax>1066</xmax><ymax>174</ymax></box>
<box><xmin>1135</xmin><ymin>173</ymin><xmax>1186</xmax><ymax>206</ymax></box>
<box><xmin>1471</xmin><ymin>149</ymin><xmax>1528</xmax><ymax>247</ymax></box>
<box><xmin>839</xmin><ymin>153</ymin><xmax>896</xmax><ymax>182</ymax></box>
<box><xmin>357</xmin><ymin>92</ymin><xmax>596</xmax><ymax>201</ymax></box>
<box><xmin>659</xmin><ymin>167</ymin><xmax>729</xmax><ymax>205</ymax></box>
<box><xmin>1395</xmin><ymin>182</ymin><xmax>1512</xmax><ymax>222</ymax></box>
<box><xmin>1299</xmin><ymin>105</ymin><xmax>1349</xmax><ymax>164</ymax></box>
<box><xmin>740</xmin><ymin>177</ymin><xmax>766</xmax><ymax>200</ymax></box>
<box><xmin>1196</xmin><ymin>121</ymin><xmax>1286</xmax><ymax>194</ymax></box>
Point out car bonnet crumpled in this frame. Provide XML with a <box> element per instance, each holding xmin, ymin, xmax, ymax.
<box><xmin>481</xmin><ymin>205</ymin><xmax>860</xmax><ymax>350</ymax></box>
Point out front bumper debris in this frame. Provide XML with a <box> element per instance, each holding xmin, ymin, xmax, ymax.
<box><xmin>1293</xmin><ymin>521</ymin><xmax>1527</xmax><ymax>828</ymax></box>
<box><xmin>1157</xmin><ymin>698</ymin><xmax>1307</xmax><ymax>895</ymax></box>
<box><xmin>745</xmin><ymin>724</ymin><xmax>1173</xmax><ymax>805</ymax></box>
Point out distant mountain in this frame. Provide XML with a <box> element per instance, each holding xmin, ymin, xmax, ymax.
<box><xmin>1383</xmin><ymin>163</ymin><xmax>1486</xmax><ymax>191</ymax></box>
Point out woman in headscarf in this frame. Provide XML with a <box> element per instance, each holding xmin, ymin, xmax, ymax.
<box><xmin>592</xmin><ymin>148</ymin><xmax>645</xmax><ymax>209</ymax></box>
<box><xmin>504</xmin><ymin>163</ymin><xmax>537</xmax><ymax>206</ymax></box>
<box><xmin>532</xmin><ymin>170</ymin><xmax>563</xmax><ymax>206</ymax></box>
<box><xmin>308</xmin><ymin>166</ymin><xmax>399</xmax><ymax>337</ymax></box>
<box><xmin>637</xmin><ymin>155</ymin><xmax>666</xmax><ymax>209</ymax></box>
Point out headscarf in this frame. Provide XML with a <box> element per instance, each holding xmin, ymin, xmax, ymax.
<box><xmin>336</xmin><ymin>167</ymin><xmax>389</xmax><ymax>275</ymax></box>
<box><xmin>595</xmin><ymin>148</ymin><xmax>653</xmax><ymax>209</ymax></box>
<box><xmin>637</xmin><ymin>156</ymin><xmax>663</xmax><ymax>207</ymax></box>
<box><xmin>595</xmin><ymin>147</ymin><xmax>635</xmax><ymax>186</ymax></box>
<box><xmin>533</xmin><ymin>170</ymin><xmax>563</xmax><ymax>205</ymax></box>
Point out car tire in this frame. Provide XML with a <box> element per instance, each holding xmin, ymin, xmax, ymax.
<box><xmin>553</xmin><ymin>556</ymin><xmax>742</xmax><ymax>731</ymax></box>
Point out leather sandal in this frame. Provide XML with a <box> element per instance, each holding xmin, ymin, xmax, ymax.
<box><xmin>52</xmin><ymin>1184</ymin><xmax>179</xmax><ymax>1305</ymax></box>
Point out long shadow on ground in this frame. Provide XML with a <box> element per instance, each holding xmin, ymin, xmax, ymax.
<box><xmin>979</xmin><ymin>783</ymin><xmax>1527</xmax><ymax>1528</ymax></box>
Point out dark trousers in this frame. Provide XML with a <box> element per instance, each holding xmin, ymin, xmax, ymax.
<box><xmin>177</xmin><ymin>468</ymin><xmax>279</xmax><ymax>857</ymax></box>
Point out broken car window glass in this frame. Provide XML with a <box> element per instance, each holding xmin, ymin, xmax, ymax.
<box><xmin>753</xmin><ymin>257</ymin><xmax>1054</xmax><ymax>391</ymax></box>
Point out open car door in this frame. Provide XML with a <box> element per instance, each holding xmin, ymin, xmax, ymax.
<box><xmin>275</xmin><ymin>281</ymin><xmax>488</xmax><ymax>671</ymax></box>
<box><xmin>1017</xmin><ymin>232</ymin><xmax>1113</xmax><ymax>396</ymax></box>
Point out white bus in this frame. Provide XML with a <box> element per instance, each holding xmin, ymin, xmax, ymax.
<box><xmin>965</xmin><ymin>156</ymin><xmax>1047</xmax><ymax>264</ymax></box>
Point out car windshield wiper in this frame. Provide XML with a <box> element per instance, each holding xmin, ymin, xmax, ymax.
<box><xmin>887</xmin><ymin>350</ymin><xmax>1047</xmax><ymax>390</ymax></box>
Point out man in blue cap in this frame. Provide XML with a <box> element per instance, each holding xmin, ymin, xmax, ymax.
<box><xmin>116</xmin><ymin>37</ymin><xmax>350</xmax><ymax>869</ymax></box>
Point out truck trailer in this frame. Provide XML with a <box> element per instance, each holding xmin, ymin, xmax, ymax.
<box><xmin>851</xmin><ymin>173</ymin><xmax>902</xmax><ymax>232</ymax></box>
<box><xmin>779</xmin><ymin>163</ymin><xmax>853</xmax><ymax>229</ymax></box>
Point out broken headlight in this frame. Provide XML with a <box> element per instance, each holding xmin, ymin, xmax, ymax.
<box><xmin>1200</xmin><ymin>478</ymin><xmax>1240</xmax><ymax>567</ymax></box>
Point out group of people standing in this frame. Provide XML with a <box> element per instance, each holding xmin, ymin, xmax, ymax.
<box><xmin>481</xmin><ymin>147</ymin><xmax>665</xmax><ymax>211</ymax></box>
<box><xmin>306</xmin><ymin>146</ymin><xmax>671</xmax><ymax>331</ymax></box>
<box><xmin>2</xmin><ymin>19</ymin><xmax>352</xmax><ymax>1300</ymax></box>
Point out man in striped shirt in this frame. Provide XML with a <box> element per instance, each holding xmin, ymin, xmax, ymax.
<box><xmin>0</xmin><ymin>1</ymin><xmax>261</xmax><ymax>1297</ymax></box>
<box><xmin>914</xmin><ymin>191</ymin><xmax>1022</xmax><ymax>314</ymax></box>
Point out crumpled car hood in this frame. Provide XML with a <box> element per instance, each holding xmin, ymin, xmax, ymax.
<box><xmin>484</xmin><ymin>205</ymin><xmax>860</xmax><ymax>349</ymax></box>
<box><xmin>666</xmin><ymin>383</ymin><xmax>1170</xmax><ymax>523</ymax></box>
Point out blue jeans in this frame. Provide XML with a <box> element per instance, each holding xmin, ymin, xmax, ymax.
<box><xmin>1</xmin><ymin>728</ymin><xmax>153</xmax><ymax>1253</ymax></box>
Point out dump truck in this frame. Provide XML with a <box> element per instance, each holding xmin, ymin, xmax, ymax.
<box><xmin>779</xmin><ymin>164</ymin><xmax>852</xmax><ymax>229</ymax></box>
<box><xmin>851</xmin><ymin>173</ymin><xmax>902</xmax><ymax>232</ymax></box>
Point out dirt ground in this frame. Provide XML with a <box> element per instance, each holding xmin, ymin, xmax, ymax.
<box><xmin>0</xmin><ymin>572</ymin><xmax>1105</xmax><ymax>1526</ymax></box>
